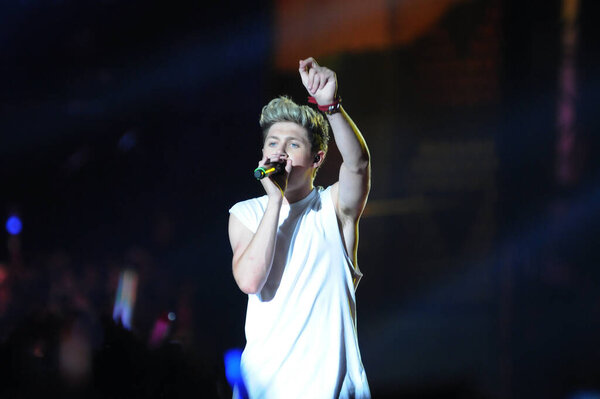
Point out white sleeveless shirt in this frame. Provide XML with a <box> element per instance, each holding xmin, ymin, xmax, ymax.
<box><xmin>229</xmin><ymin>186</ymin><xmax>370</xmax><ymax>399</ymax></box>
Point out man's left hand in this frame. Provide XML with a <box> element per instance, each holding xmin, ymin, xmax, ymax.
<box><xmin>299</xmin><ymin>57</ymin><xmax>337</xmax><ymax>105</ymax></box>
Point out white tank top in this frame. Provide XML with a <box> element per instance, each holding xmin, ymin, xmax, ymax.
<box><xmin>229</xmin><ymin>186</ymin><xmax>370</xmax><ymax>399</ymax></box>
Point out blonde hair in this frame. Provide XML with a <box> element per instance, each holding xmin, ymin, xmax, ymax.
<box><xmin>259</xmin><ymin>96</ymin><xmax>330</xmax><ymax>154</ymax></box>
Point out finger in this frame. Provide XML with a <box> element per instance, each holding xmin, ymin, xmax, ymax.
<box><xmin>266</xmin><ymin>153</ymin><xmax>286</xmax><ymax>164</ymax></box>
<box><xmin>299</xmin><ymin>57</ymin><xmax>317</xmax><ymax>70</ymax></box>
<box><xmin>298</xmin><ymin>59</ymin><xmax>309</xmax><ymax>80</ymax></box>
<box><xmin>284</xmin><ymin>157</ymin><xmax>293</xmax><ymax>174</ymax></box>
<box><xmin>299</xmin><ymin>58</ymin><xmax>317</xmax><ymax>84</ymax></box>
<box><xmin>317</xmin><ymin>74</ymin><xmax>328</xmax><ymax>92</ymax></box>
<box><xmin>305</xmin><ymin>57</ymin><xmax>318</xmax><ymax>67</ymax></box>
<box><xmin>258</xmin><ymin>153</ymin><xmax>269</xmax><ymax>167</ymax></box>
<box><xmin>260</xmin><ymin>153</ymin><xmax>282</xmax><ymax>167</ymax></box>
<box><xmin>271</xmin><ymin>156</ymin><xmax>284</xmax><ymax>165</ymax></box>
<box><xmin>299</xmin><ymin>58</ymin><xmax>310</xmax><ymax>71</ymax></box>
<box><xmin>308</xmin><ymin>67</ymin><xmax>317</xmax><ymax>93</ymax></box>
<box><xmin>312</xmin><ymin>75</ymin><xmax>322</xmax><ymax>94</ymax></box>
<box><xmin>319</xmin><ymin>68</ymin><xmax>335</xmax><ymax>89</ymax></box>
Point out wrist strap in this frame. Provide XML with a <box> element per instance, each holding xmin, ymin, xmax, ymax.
<box><xmin>308</xmin><ymin>96</ymin><xmax>342</xmax><ymax>115</ymax></box>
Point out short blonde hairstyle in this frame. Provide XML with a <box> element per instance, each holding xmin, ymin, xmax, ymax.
<box><xmin>259</xmin><ymin>96</ymin><xmax>330</xmax><ymax>154</ymax></box>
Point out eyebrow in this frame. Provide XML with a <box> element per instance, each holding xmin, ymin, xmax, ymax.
<box><xmin>265</xmin><ymin>135</ymin><xmax>307</xmax><ymax>144</ymax></box>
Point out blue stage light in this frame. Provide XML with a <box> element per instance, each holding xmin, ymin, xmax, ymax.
<box><xmin>224</xmin><ymin>348</ymin><xmax>248</xmax><ymax>398</ymax></box>
<box><xmin>224</xmin><ymin>348</ymin><xmax>243</xmax><ymax>386</ymax></box>
<box><xmin>6</xmin><ymin>216</ymin><xmax>22</xmax><ymax>235</ymax></box>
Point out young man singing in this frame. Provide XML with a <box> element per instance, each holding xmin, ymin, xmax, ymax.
<box><xmin>228</xmin><ymin>57</ymin><xmax>371</xmax><ymax>399</ymax></box>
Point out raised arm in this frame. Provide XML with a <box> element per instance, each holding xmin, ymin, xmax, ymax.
<box><xmin>298</xmin><ymin>58</ymin><xmax>371</xmax><ymax>224</ymax></box>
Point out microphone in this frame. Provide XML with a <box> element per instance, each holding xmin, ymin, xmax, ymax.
<box><xmin>254</xmin><ymin>162</ymin><xmax>285</xmax><ymax>180</ymax></box>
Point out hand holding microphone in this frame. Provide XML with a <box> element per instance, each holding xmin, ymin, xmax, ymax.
<box><xmin>254</xmin><ymin>162</ymin><xmax>285</xmax><ymax>180</ymax></box>
<box><xmin>254</xmin><ymin>153</ymin><xmax>291</xmax><ymax>198</ymax></box>
<box><xmin>253</xmin><ymin>153</ymin><xmax>289</xmax><ymax>180</ymax></box>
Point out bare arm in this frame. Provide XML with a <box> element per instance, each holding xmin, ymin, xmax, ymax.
<box><xmin>229</xmin><ymin>153</ymin><xmax>292</xmax><ymax>294</ymax></box>
<box><xmin>299</xmin><ymin>58</ymin><xmax>371</xmax><ymax>225</ymax></box>
<box><xmin>229</xmin><ymin>197</ymin><xmax>281</xmax><ymax>294</ymax></box>
<box><xmin>327</xmin><ymin>108</ymin><xmax>371</xmax><ymax>221</ymax></box>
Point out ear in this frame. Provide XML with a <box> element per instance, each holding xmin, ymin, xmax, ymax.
<box><xmin>313</xmin><ymin>150</ymin><xmax>326</xmax><ymax>168</ymax></box>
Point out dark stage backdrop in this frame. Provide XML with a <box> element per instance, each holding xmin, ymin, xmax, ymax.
<box><xmin>1</xmin><ymin>1</ymin><xmax>599</xmax><ymax>398</ymax></box>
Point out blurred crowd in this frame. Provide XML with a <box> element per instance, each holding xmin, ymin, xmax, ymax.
<box><xmin>0</xmin><ymin>242</ymin><xmax>230</xmax><ymax>398</ymax></box>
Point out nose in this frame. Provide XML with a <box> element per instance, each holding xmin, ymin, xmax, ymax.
<box><xmin>275</xmin><ymin>143</ymin><xmax>287</xmax><ymax>156</ymax></box>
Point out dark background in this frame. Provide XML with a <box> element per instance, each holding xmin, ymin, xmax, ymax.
<box><xmin>1</xmin><ymin>0</ymin><xmax>599</xmax><ymax>398</ymax></box>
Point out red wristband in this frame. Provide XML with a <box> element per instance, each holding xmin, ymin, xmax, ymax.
<box><xmin>308</xmin><ymin>96</ymin><xmax>342</xmax><ymax>115</ymax></box>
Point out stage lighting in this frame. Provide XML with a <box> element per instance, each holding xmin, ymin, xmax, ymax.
<box><xmin>224</xmin><ymin>348</ymin><xmax>248</xmax><ymax>398</ymax></box>
<box><xmin>6</xmin><ymin>215</ymin><xmax>22</xmax><ymax>235</ymax></box>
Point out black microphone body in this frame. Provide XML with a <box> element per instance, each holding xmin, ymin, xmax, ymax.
<box><xmin>254</xmin><ymin>162</ymin><xmax>285</xmax><ymax>180</ymax></box>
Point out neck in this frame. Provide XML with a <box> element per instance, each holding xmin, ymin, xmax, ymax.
<box><xmin>283</xmin><ymin>183</ymin><xmax>314</xmax><ymax>205</ymax></box>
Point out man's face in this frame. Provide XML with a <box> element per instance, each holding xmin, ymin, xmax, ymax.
<box><xmin>263</xmin><ymin>121</ymin><xmax>316</xmax><ymax>184</ymax></box>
